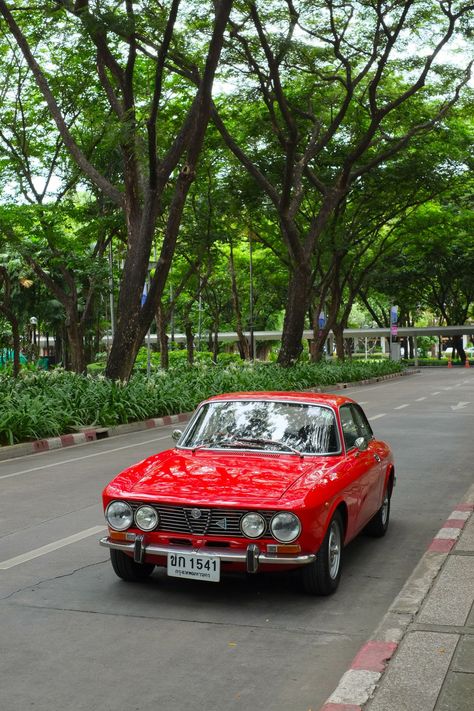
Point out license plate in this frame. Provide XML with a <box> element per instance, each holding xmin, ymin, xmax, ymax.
<box><xmin>167</xmin><ymin>552</ymin><xmax>220</xmax><ymax>582</ymax></box>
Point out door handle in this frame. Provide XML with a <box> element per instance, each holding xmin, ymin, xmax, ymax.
<box><xmin>374</xmin><ymin>453</ymin><xmax>381</xmax><ymax>463</ymax></box>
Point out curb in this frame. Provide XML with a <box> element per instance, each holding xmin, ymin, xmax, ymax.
<box><xmin>0</xmin><ymin>412</ymin><xmax>192</xmax><ymax>462</ymax></box>
<box><xmin>0</xmin><ymin>369</ymin><xmax>415</xmax><ymax>463</ymax></box>
<box><xmin>308</xmin><ymin>369</ymin><xmax>418</xmax><ymax>393</ymax></box>
<box><xmin>318</xmin><ymin>483</ymin><xmax>474</xmax><ymax>710</ymax></box>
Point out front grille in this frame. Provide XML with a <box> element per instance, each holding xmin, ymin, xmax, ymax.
<box><xmin>128</xmin><ymin>501</ymin><xmax>276</xmax><ymax>537</ymax></box>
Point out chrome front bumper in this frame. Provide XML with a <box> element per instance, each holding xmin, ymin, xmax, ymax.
<box><xmin>99</xmin><ymin>536</ymin><xmax>315</xmax><ymax>574</ymax></box>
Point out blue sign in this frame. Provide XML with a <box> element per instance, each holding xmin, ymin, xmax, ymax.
<box><xmin>318</xmin><ymin>311</ymin><xmax>326</xmax><ymax>329</ymax></box>
<box><xmin>390</xmin><ymin>305</ymin><xmax>398</xmax><ymax>325</ymax></box>
<box><xmin>141</xmin><ymin>283</ymin><xmax>148</xmax><ymax>307</ymax></box>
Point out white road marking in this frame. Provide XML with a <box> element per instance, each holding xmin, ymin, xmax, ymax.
<box><xmin>0</xmin><ymin>526</ymin><xmax>106</xmax><ymax>570</ymax></box>
<box><xmin>431</xmin><ymin>392</ymin><xmax>441</xmax><ymax>396</ymax></box>
<box><xmin>394</xmin><ymin>404</ymin><xmax>409</xmax><ymax>410</ymax></box>
<box><xmin>0</xmin><ymin>435</ymin><xmax>172</xmax><ymax>481</ymax></box>
<box><xmin>370</xmin><ymin>414</ymin><xmax>386</xmax><ymax>420</ymax></box>
<box><xmin>415</xmin><ymin>397</ymin><xmax>427</xmax><ymax>401</ymax></box>
<box><xmin>451</xmin><ymin>402</ymin><xmax>470</xmax><ymax>411</ymax></box>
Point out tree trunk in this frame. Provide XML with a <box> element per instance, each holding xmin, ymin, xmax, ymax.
<box><xmin>228</xmin><ymin>244</ymin><xmax>250</xmax><ymax>360</ymax></box>
<box><xmin>212</xmin><ymin>325</ymin><xmax>219</xmax><ymax>363</ymax></box>
<box><xmin>333</xmin><ymin>324</ymin><xmax>345</xmax><ymax>360</ymax></box>
<box><xmin>310</xmin><ymin>323</ymin><xmax>331</xmax><ymax>363</ymax></box>
<box><xmin>453</xmin><ymin>334</ymin><xmax>466</xmax><ymax>364</ymax></box>
<box><xmin>277</xmin><ymin>263</ymin><xmax>312</xmax><ymax>366</ymax></box>
<box><xmin>310</xmin><ymin>298</ymin><xmax>331</xmax><ymax>363</ymax></box>
<box><xmin>0</xmin><ymin>308</ymin><xmax>20</xmax><ymax>377</ymax></box>
<box><xmin>105</xmin><ymin>219</ymin><xmax>152</xmax><ymax>379</ymax></box>
<box><xmin>66</xmin><ymin>317</ymin><xmax>86</xmax><ymax>374</ymax></box>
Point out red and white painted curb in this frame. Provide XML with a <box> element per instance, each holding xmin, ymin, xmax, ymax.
<box><xmin>318</xmin><ymin>500</ymin><xmax>474</xmax><ymax>711</ymax></box>
<box><xmin>319</xmin><ymin>641</ymin><xmax>398</xmax><ymax>711</ymax></box>
<box><xmin>427</xmin><ymin>503</ymin><xmax>473</xmax><ymax>553</ymax></box>
<box><xmin>1</xmin><ymin>412</ymin><xmax>191</xmax><ymax>460</ymax></box>
<box><xmin>143</xmin><ymin>413</ymin><xmax>190</xmax><ymax>430</ymax></box>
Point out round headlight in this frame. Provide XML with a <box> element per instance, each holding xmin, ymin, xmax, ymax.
<box><xmin>270</xmin><ymin>512</ymin><xmax>301</xmax><ymax>543</ymax></box>
<box><xmin>106</xmin><ymin>501</ymin><xmax>133</xmax><ymax>531</ymax></box>
<box><xmin>135</xmin><ymin>505</ymin><xmax>159</xmax><ymax>531</ymax></box>
<box><xmin>241</xmin><ymin>512</ymin><xmax>266</xmax><ymax>538</ymax></box>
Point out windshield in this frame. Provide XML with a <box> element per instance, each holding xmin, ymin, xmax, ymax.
<box><xmin>180</xmin><ymin>400</ymin><xmax>339</xmax><ymax>455</ymax></box>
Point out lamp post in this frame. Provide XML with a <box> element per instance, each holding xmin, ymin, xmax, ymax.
<box><xmin>29</xmin><ymin>316</ymin><xmax>38</xmax><ymax>345</ymax></box>
<box><xmin>390</xmin><ymin>305</ymin><xmax>400</xmax><ymax>361</ymax></box>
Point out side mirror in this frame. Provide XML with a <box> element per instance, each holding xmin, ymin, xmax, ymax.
<box><xmin>172</xmin><ymin>429</ymin><xmax>183</xmax><ymax>442</ymax></box>
<box><xmin>355</xmin><ymin>436</ymin><xmax>368</xmax><ymax>452</ymax></box>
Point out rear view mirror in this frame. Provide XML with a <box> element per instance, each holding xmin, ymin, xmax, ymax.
<box><xmin>355</xmin><ymin>436</ymin><xmax>368</xmax><ymax>451</ymax></box>
<box><xmin>172</xmin><ymin>429</ymin><xmax>183</xmax><ymax>442</ymax></box>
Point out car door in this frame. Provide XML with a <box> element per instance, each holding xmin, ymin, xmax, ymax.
<box><xmin>351</xmin><ymin>404</ymin><xmax>385</xmax><ymax>517</ymax></box>
<box><xmin>339</xmin><ymin>404</ymin><xmax>381</xmax><ymax>531</ymax></box>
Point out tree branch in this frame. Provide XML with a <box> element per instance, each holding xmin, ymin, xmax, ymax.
<box><xmin>0</xmin><ymin>0</ymin><xmax>124</xmax><ymax>206</ymax></box>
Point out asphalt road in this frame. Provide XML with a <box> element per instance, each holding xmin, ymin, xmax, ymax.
<box><xmin>1</xmin><ymin>369</ymin><xmax>473</xmax><ymax>711</ymax></box>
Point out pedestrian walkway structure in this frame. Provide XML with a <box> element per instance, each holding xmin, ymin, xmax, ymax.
<box><xmin>33</xmin><ymin>324</ymin><xmax>474</xmax><ymax>363</ymax></box>
<box><xmin>122</xmin><ymin>324</ymin><xmax>474</xmax><ymax>344</ymax></box>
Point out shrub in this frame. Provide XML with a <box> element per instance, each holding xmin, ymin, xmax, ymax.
<box><xmin>0</xmin><ymin>359</ymin><xmax>404</xmax><ymax>446</ymax></box>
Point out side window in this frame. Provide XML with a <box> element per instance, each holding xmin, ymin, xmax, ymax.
<box><xmin>352</xmin><ymin>405</ymin><xmax>373</xmax><ymax>440</ymax></box>
<box><xmin>339</xmin><ymin>405</ymin><xmax>359</xmax><ymax>450</ymax></box>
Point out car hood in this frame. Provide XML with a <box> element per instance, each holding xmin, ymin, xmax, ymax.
<box><xmin>108</xmin><ymin>448</ymin><xmax>329</xmax><ymax>504</ymax></box>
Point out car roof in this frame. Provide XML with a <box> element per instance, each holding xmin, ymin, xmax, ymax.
<box><xmin>203</xmin><ymin>391</ymin><xmax>354</xmax><ymax>409</ymax></box>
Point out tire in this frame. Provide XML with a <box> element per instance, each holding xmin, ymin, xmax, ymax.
<box><xmin>365</xmin><ymin>484</ymin><xmax>391</xmax><ymax>538</ymax></box>
<box><xmin>110</xmin><ymin>549</ymin><xmax>155</xmax><ymax>582</ymax></box>
<box><xmin>301</xmin><ymin>510</ymin><xmax>343</xmax><ymax>596</ymax></box>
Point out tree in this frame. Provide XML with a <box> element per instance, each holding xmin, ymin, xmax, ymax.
<box><xmin>308</xmin><ymin>107</ymin><xmax>473</xmax><ymax>359</ymax></box>
<box><xmin>0</xmin><ymin>200</ymin><xmax>115</xmax><ymax>372</ymax></box>
<box><xmin>356</xmin><ymin>168</ymin><xmax>474</xmax><ymax>360</ymax></box>
<box><xmin>0</xmin><ymin>262</ymin><xmax>22</xmax><ymax>376</ymax></box>
<box><xmin>208</xmin><ymin>0</ymin><xmax>473</xmax><ymax>364</ymax></box>
<box><xmin>0</xmin><ymin>0</ymin><xmax>233</xmax><ymax>379</ymax></box>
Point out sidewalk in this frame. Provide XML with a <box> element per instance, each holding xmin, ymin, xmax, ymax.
<box><xmin>321</xmin><ymin>482</ymin><xmax>474</xmax><ymax>711</ymax></box>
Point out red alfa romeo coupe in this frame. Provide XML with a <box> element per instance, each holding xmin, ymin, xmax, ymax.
<box><xmin>100</xmin><ymin>392</ymin><xmax>394</xmax><ymax>595</ymax></box>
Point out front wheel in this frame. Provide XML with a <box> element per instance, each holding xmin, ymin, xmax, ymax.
<box><xmin>301</xmin><ymin>510</ymin><xmax>343</xmax><ymax>596</ymax></box>
<box><xmin>110</xmin><ymin>549</ymin><xmax>155</xmax><ymax>582</ymax></box>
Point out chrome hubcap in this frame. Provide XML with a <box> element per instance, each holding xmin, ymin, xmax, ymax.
<box><xmin>328</xmin><ymin>522</ymin><xmax>341</xmax><ymax>579</ymax></box>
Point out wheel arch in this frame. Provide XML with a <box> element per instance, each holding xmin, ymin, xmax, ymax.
<box><xmin>333</xmin><ymin>500</ymin><xmax>349</xmax><ymax>543</ymax></box>
<box><xmin>386</xmin><ymin>465</ymin><xmax>395</xmax><ymax>495</ymax></box>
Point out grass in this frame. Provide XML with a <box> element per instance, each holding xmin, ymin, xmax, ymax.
<box><xmin>0</xmin><ymin>359</ymin><xmax>404</xmax><ymax>446</ymax></box>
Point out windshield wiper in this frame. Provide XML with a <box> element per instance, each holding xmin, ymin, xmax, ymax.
<box><xmin>233</xmin><ymin>437</ymin><xmax>303</xmax><ymax>458</ymax></box>
<box><xmin>192</xmin><ymin>438</ymin><xmax>260</xmax><ymax>453</ymax></box>
<box><xmin>192</xmin><ymin>437</ymin><xmax>303</xmax><ymax>457</ymax></box>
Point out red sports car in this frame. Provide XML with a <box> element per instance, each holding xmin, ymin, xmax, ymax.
<box><xmin>100</xmin><ymin>392</ymin><xmax>394</xmax><ymax>595</ymax></box>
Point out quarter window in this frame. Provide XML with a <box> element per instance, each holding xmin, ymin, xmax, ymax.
<box><xmin>340</xmin><ymin>404</ymin><xmax>373</xmax><ymax>451</ymax></box>
<box><xmin>339</xmin><ymin>405</ymin><xmax>359</xmax><ymax>450</ymax></box>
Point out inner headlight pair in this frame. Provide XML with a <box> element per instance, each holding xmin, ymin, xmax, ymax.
<box><xmin>240</xmin><ymin>511</ymin><xmax>301</xmax><ymax>543</ymax></box>
<box><xmin>106</xmin><ymin>501</ymin><xmax>158</xmax><ymax>532</ymax></box>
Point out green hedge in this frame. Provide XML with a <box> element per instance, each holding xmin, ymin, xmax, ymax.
<box><xmin>403</xmin><ymin>358</ymin><xmax>473</xmax><ymax>367</ymax></box>
<box><xmin>87</xmin><ymin>348</ymin><xmax>243</xmax><ymax>374</ymax></box>
<box><xmin>0</xmin><ymin>359</ymin><xmax>403</xmax><ymax>446</ymax></box>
